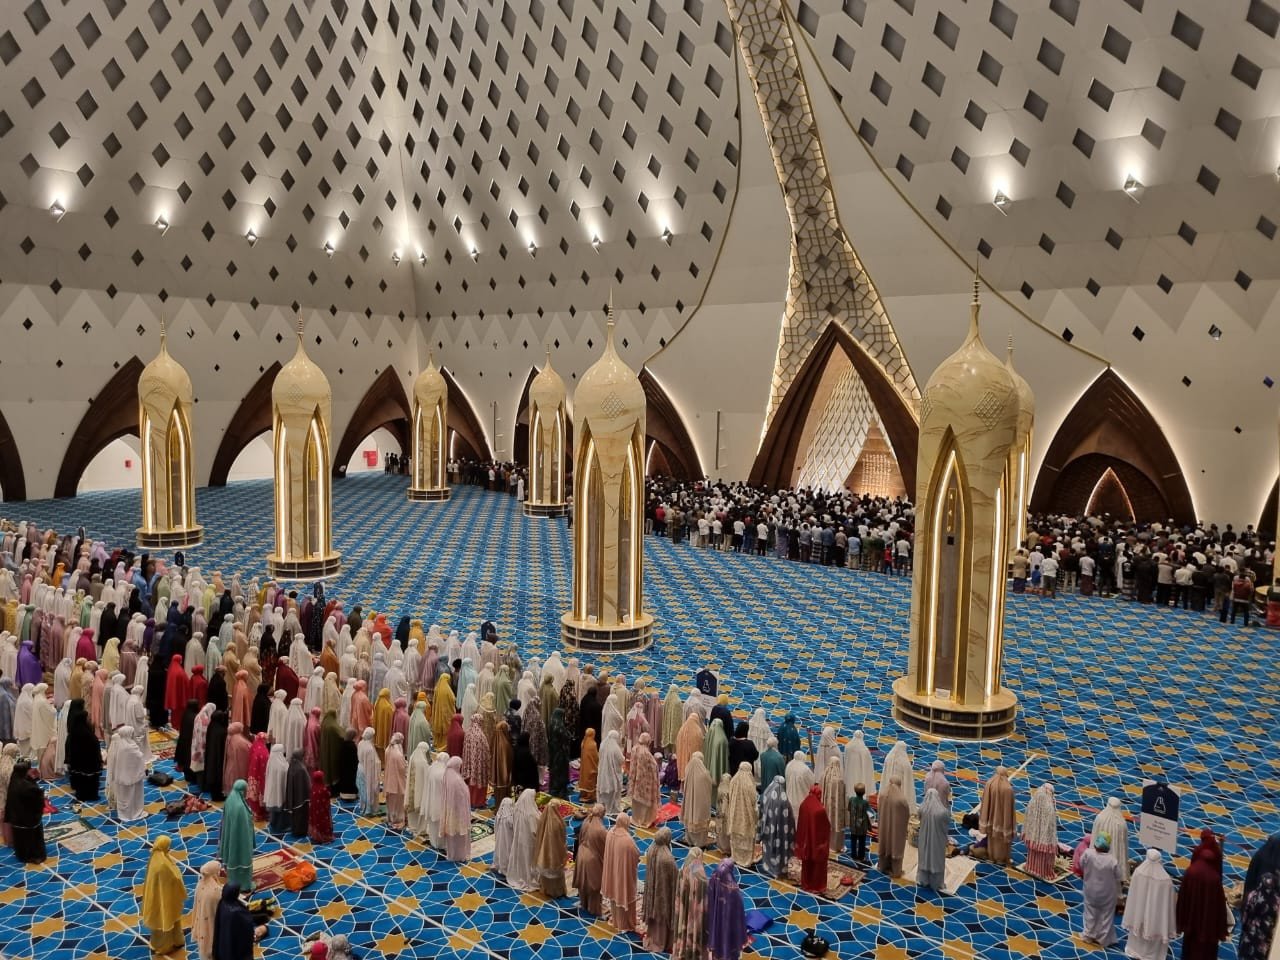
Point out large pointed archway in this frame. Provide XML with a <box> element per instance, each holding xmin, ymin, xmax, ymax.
<box><xmin>208</xmin><ymin>362</ymin><xmax>282</xmax><ymax>487</ymax></box>
<box><xmin>0</xmin><ymin>409</ymin><xmax>26</xmax><ymax>502</ymax></box>
<box><xmin>332</xmin><ymin>367</ymin><xmax>412</xmax><ymax>478</ymax></box>
<box><xmin>1030</xmin><ymin>369</ymin><xmax>1194</xmax><ymax>524</ymax></box>
<box><xmin>749</xmin><ymin>323</ymin><xmax>918</xmax><ymax>494</ymax></box>
<box><xmin>639</xmin><ymin>369</ymin><xmax>702</xmax><ymax>481</ymax></box>
<box><xmin>440</xmin><ymin>367</ymin><xmax>492</xmax><ymax>462</ymax></box>
<box><xmin>1260</xmin><ymin>479</ymin><xmax>1277</xmax><ymax>539</ymax></box>
<box><xmin>54</xmin><ymin>357</ymin><xmax>146</xmax><ymax>498</ymax></box>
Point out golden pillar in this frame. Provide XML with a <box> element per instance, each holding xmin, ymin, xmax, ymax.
<box><xmin>266</xmin><ymin>318</ymin><xmax>341</xmax><ymax>580</ymax></box>
<box><xmin>407</xmin><ymin>354</ymin><xmax>450</xmax><ymax>502</ymax></box>
<box><xmin>137</xmin><ymin>321</ymin><xmax>203</xmax><ymax>549</ymax></box>
<box><xmin>893</xmin><ymin>280</ymin><xmax>1020</xmax><ymax>739</ymax></box>
<box><xmin>523</xmin><ymin>350</ymin><xmax>569</xmax><ymax>518</ymax></box>
<box><xmin>1005</xmin><ymin>340</ymin><xmax>1035</xmax><ymax>554</ymax></box>
<box><xmin>561</xmin><ymin>306</ymin><xmax>653</xmax><ymax>651</ymax></box>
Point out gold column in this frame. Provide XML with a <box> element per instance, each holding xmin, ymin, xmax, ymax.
<box><xmin>408</xmin><ymin>354</ymin><xmax>450</xmax><ymax>502</ymax></box>
<box><xmin>523</xmin><ymin>350</ymin><xmax>569</xmax><ymax>518</ymax></box>
<box><xmin>266</xmin><ymin>318</ymin><xmax>342</xmax><ymax>580</ymax></box>
<box><xmin>561</xmin><ymin>304</ymin><xmax>653</xmax><ymax>652</ymax></box>
<box><xmin>137</xmin><ymin>320</ymin><xmax>203</xmax><ymax>549</ymax></box>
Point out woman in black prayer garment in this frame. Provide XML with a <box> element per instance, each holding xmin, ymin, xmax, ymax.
<box><xmin>4</xmin><ymin>762</ymin><xmax>47</xmax><ymax>863</ymax></box>
<box><xmin>64</xmin><ymin>700</ymin><xmax>103</xmax><ymax>801</ymax></box>
<box><xmin>335</xmin><ymin>728</ymin><xmax>360</xmax><ymax>801</ymax></box>
<box><xmin>285</xmin><ymin>750</ymin><xmax>312</xmax><ymax>837</ymax></box>
<box><xmin>201</xmin><ymin>710</ymin><xmax>230</xmax><ymax>801</ymax></box>
<box><xmin>174</xmin><ymin>699</ymin><xmax>200</xmax><ymax>782</ymax></box>
<box><xmin>250</xmin><ymin>684</ymin><xmax>272</xmax><ymax>735</ymax></box>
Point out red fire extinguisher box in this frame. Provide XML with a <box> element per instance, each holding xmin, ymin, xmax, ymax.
<box><xmin>364</xmin><ymin>450</ymin><xmax>377</xmax><ymax>467</ymax></box>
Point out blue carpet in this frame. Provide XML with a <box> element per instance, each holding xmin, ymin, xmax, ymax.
<box><xmin>0</xmin><ymin>473</ymin><xmax>1264</xmax><ymax>960</ymax></box>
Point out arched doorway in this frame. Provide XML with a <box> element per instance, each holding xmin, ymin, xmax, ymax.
<box><xmin>0</xmin><ymin>409</ymin><xmax>26</xmax><ymax>501</ymax></box>
<box><xmin>78</xmin><ymin>435</ymin><xmax>143</xmax><ymax>493</ymax></box>
<box><xmin>750</xmin><ymin>323</ymin><xmax>917</xmax><ymax>494</ymax></box>
<box><xmin>1030</xmin><ymin>370</ymin><xmax>1194</xmax><ymax>524</ymax></box>
<box><xmin>54</xmin><ymin>357</ymin><xmax>146</xmax><ymax>498</ymax></box>
<box><xmin>638</xmin><ymin>369</ymin><xmax>703</xmax><ymax>481</ymax></box>
<box><xmin>208</xmin><ymin>362</ymin><xmax>282</xmax><ymax>487</ymax></box>
<box><xmin>332</xmin><ymin>367</ymin><xmax>411</xmax><ymax>478</ymax></box>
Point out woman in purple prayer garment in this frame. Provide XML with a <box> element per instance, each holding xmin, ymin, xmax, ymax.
<box><xmin>706</xmin><ymin>857</ymin><xmax>748</xmax><ymax>960</ymax></box>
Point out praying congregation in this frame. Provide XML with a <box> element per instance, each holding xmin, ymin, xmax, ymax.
<box><xmin>1</xmin><ymin>1</ymin><xmax>1280</xmax><ymax>960</ymax></box>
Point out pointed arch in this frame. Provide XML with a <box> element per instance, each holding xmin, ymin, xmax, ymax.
<box><xmin>54</xmin><ymin>357</ymin><xmax>146</xmax><ymax>498</ymax></box>
<box><xmin>0</xmin><ymin>408</ymin><xmax>26</xmax><ymax>502</ymax></box>
<box><xmin>439</xmin><ymin>367</ymin><xmax>493</xmax><ymax>462</ymax></box>
<box><xmin>1259</xmin><ymin>479</ymin><xmax>1277</xmax><ymax>538</ymax></box>
<box><xmin>639</xmin><ymin>369</ymin><xmax>703</xmax><ymax>481</ymax></box>
<box><xmin>749</xmin><ymin>322</ymin><xmax>918</xmax><ymax>493</ymax></box>
<box><xmin>332</xmin><ymin>366</ymin><xmax>412</xmax><ymax>477</ymax></box>
<box><xmin>1030</xmin><ymin>369</ymin><xmax>1194</xmax><ymax>524</ymax></box>
<box><xmin>208</xmin><ymin>362</ymin><xmax>283</xmax><ymax>487</ymax></box>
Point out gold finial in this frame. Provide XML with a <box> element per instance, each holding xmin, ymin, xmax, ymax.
<box><xmin>1006</xmin><ymin>335</ymin><xmax>1014</xmax><ymax>362</ymax></box>
<box><xmin>296</xmin><ymin>315</ymin><xmax>305</xmax><ymax>339</ymax></box>
<box><xmin>159</xmin><ymin>316</ymin><xmax>167</xmax><ymax>347</ymax></box>
<box><xmin>972</xmin><ymin>260</ymin><xmax>982</xmax><ymax>306</ymax></box>
<box><xmin>968</xmin><ymin>261</ymin><xmax>982</xmax><ymax>339</ymax></box>
<box><xmin>545</xmin><ymin>345</ymin><xmax>552</xmax><ymax>365</ymax></box>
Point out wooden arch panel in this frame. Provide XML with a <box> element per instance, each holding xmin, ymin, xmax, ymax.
<box><xmin>0</xmin><ymin>408</ymin><xmax>26</xmax><ymax>502</ymax></box>
<box><xmin>1029</xmin><ymin>369</ymin><xmax>1195</xmax><ymax>524</ymax></box>
<box><xmin>1260</xmin><ymin>479</ymin><xmax>1277</xmax><ymax>538</ymax></box>
<box><xmin>54</xmin><ymin>357</ymin><xmax>146</xmax><ymax>498</ymax></box>
<box><xmin>208</xmin><ymin>362</ymin><xmax>282</xmax><ymax>487</ymax></box>
<box><xmin>440</xmin><ymin>367</ymin><xmax>493</xmax><ymax>462</ymax></box>
<box><xmin>639</xmin><ymin>369</ymin><xmax>703</xmax><ymax>481</ymax></box>
<box><xmin>748</xmin><ymin>323</ymin><xmax>918</xmax><ymax>493</ymax></box>
<box><xmin>332</xmin><ymin>366</ymin><xmax>412</xmax><ymax>477</ymax></box>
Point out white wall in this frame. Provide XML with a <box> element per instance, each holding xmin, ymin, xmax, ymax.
<box><xmin>344</xmin><ymin>427</ymin><xmax>401</xmax><ymax>475</ymax></box>
<box><xmin>226</xmin><ymin>434</ymin><xmax>273</xmax><ymax>484</ymax></box>
<box><xmin>78</xmin><ymin>435</ymin><xmax>142</xmax><ymax>493</ymax></box>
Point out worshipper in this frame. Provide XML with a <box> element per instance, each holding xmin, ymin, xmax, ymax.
<box><xmin>574</xmin><ymin>729</ymin><xmax>599</xmax><ymax>804</ymax></box>
<box><xmin>319</xmin><ymin>710</ymin><xmax>344</xmax><ymax>789</ymax></box>
<box><xmin>631</xmin><ymin>733</ymin><xmax>661</xmax><ymax>827</ymax></box>
<box><xmin>533</xmin><ymin>799</ymin><xmax>569</xmax><ymax>898</ymax></box>
<box><xmin>174</xmin><ymin>699</ymin><xmax>200</xmax><ymax>783</ymax></box>
<box><xmin>546</xmin><ymin>707</ymin><xmax>572</xmax><ymax>798</ymax></box>
<box><xmin>305</xmin><ymin>769</ymin><xmax>334</xmax><ymax>844</ymax></box>
<box><xmin>746</xmin><ymin>708</ymin><xmax>770</xmax><ymax>758</ymax></box>
<box><xmin>1237</xmin><ymin>871</ymin><xmax>1280</xmax><ymax>960</ymax></box>
<box><xmin>776</xmin><ymin>713</ymin><xmax>801</xmax><ymax>759</ymax></box>
<box><xmin>598</xmin><ymin>729</ymin><xmax>625</xmax><ymax>814</ymax></box>
<box><xmin>877</xmin><ymin>775</ymin><xmax>910</xmax><ymax>878</ymax></box>
<box><xmin>111</xmin><ymin>726</ymin><xmax>148</xmax><ymax>821</ymax></box>
<box><xmin>511</xmin><ymin>731</ymin><xmax>539</xmax><ymax>795</ymax></box>
<box><xmin>707</xmin><ymin>858</ymin><xmax>748</xmax><ymax>960</ymax></box>
<box><xmin>815</xmin><ymin>726</ymin><xmax>841</xmax><ymax>776</ymax></box>
<box><xmin>704</xmin><ymin>717</ymin><xmax>730</xmax><ymax>804</ymax></box>
<box><xmin>141</xmin><ymin>835</ymin><xmax>186</xmax><ymax>954</ymax></box>
<box><xmin>202</xmin><ymin>710</ymin><xmax>230</xmax><ymax>801</ymax></box>
<box><xmin>785</xmin><ymin>750</ymin><xmax>816</xmax><ymax>827</ymax></box>
<box><xmin>574</xmin><ymin>803</ymin><xmax>609</xmax><ymax>916</ymax></box>
<box><xmin>674</xmin><ymin>846</ymin><xmax>710</xmax><ymax>960</ymax></box>
<box><xmin>1245</xmin><ymin>833</ymin><xmax>1280</xmax><ymax>900</ymax></box>
<box><xmin>244</xmin><ymin>734</ymin><xmax>269</xmax><ymax>819</ymax></box>
<box><xmin>676</xmin><ymin>709</ymin><xmax>705</xmax><ymax>782</ymax></box>
<box><xmin>1178</xmin><ymin>829</ymin><xmax>1231</xmax><ymax>960</ymax></box>
<box><xmin>441</xmin><ymin>755</ymin><xmax>472</xmax><ymax>861</ymax></box>
<box><xmin>384</xmin><ymin>732</ymin><xmax>408</xmax><ymax>829</ymax></box>
<box><xmin>727</xmin><ymin>721</ymin><xmax>758</xmax><ymax>779</ymax></box>
<box><xmin>1080</xmin><ymin>832</ymin><xmax>1122</xmax><ymax>946</ymax></box>
<box><xmin>372</xmin><ymin>687</ymin><xmax>395</xmax><ymax>757</ymax></box>
<box><xmin>0</xmin><ymin>744</ymin><xmax>16</xmax><ymax>845</ymax></box>
<box><xmin>749</xmin><ymin>774</ymin><xmax>790</xmax><ymax>879</ymax></box>
<box><xmin>446</xmin><ymin>712</ymin><xmax>466</xmax><ymax>758</ymax></box>
<box><xmin>64</xmin><ymin>699</ymin><xmax>102</xmax><ymax>801</ymax></box>
<box><xmin>716</xmin><ymin>774</ymin><xmax>733</xmax><ymax>856</ymax></box>
<box><xmin>917</xmin><ymin>787</ymin><xmax>951</xmax><ymax>892</ymax></box>
<box><xmin>880</xmin><ymin>740</ymin><xmax>916</xmax><ymax>814</ymax></box>
<box><xmin>923</xmin><ymin>760</ymin><xmax>952</xmax><ymax>807</ymax></box>
<box><xmin>164</xmin><ymin>654</ymin><xmax>188</xmax><ymax>728</ymax></box>
<box><xmin>431</xmin><ymin>673</ymin><xmax>455</xmax><ymax>745</ymax></box>
<box><xmin>13</xmin><ymin>683</ymin><xmax>34</xmax><ymax>757</ymax></box>
<box><xmin>31</xmin><ymin>684</ymin><xmax>58</xmax><ymax>778</ymax></box>
<box><xmin>492</xmin><ymin>797</ymin><xmax>516</xmax><ymax>878</ymax></box>
<box><xmin>602</xmin><ymin>812</ymin><xmax>641</xmax><ymax>932</ymax></box>
<box><xmin>820</xmin><ymin>754</ymin><xmax>846</xmax><ymax>853</ymax></box>
<box><xmin>191</xmin><ymin>861</ymin><xmax>224</xmax><ymax>960</ymax></box>
<box><xmin>759</xmin><ymin>736</ymin><xmax>785</xmax><ymax>790</ymax></box>
<box><xmin>795</xmin><ymin>783</ymin><xmax>830</xmax><ymax>893</ymax></box>
<box><xmin>4</xmin><ymin>762</ymin><xmax>45</xmax><ymax>863</ymax></box>
<box><xmin>408</xmin><ymin>699</ymin><xmax>431</xmax><ymax>758</ymax></box>
<box><xmin>723</xmin><ymin>762</ymin><xmax>759</xmax><ymax>866</ymax></box>
<box><xmin>1122</xmin><ymin>848</ymin><xmax>1178</xmax><ymax>960</ymax></box>
<box><xmin>222</xmin><ymin>721</ymin><xmax>252</xmax><ymax>799</ymax></box>
<box><xmin>506</xmin><ymin>788</ymin><xmax>540</xmax><ymax>892</ymax></box>
<box><xmin>1093</xmin><ymin>796</ymin><xmax>1132</xmax><ymax>882</ymax></box>
<box><xmin>335</xmin><ymin>727</ymin><xmax>360</xmax><ymax>802</ymax></box>
<box><xmin>190</xmin><ymin>704</ymin><xmax>215</xmax><ymax>787</ymax></box>
<box><xmin>1023</xmin><ymin>784</ymin><xmax>1059</xmax><ymax>880</ymax></box>
<box><xmin>356</xmin><ymin>728</ymin><xmax>381</xmax><ymax>816</ymax></box>
<box><xmin>460</xmin><ymin>715</ymin><xmax>489</xmax><ymax>808</ymax></box>
<box><xmin>523</xmin><ymin>697</ymin><xmax>549</xmax><ymax>769</ymax></box>
<box><xmin>847</xmin><ymin>781</ymin><xmax>873</xmax><ymax>864</ymax></box>
<box><xmin>683</xmin><ymin>750</ymin><xmax>714</xmax><ymax>847</ymax></box>
<box><xmin>219</xmin><ymin>780</ymin><xmax>255</xmax><ymax>891</ymax></box>
<box><xmin>212</xmin><ymin>884</ymin><xmax>258</xmax><ymax>960</ymax></box>
<box><xmin>285</xmin><ymin>750</ymin><xmax>311</xmax><ymax>838</ymax></box>
<box><xmin>642</xmin><ymin>827</ymin><xmax>679</xmax><ymax>952</ymax></box>
<box><xmin>979</xmin><ymin>765</ymin><xmax>1016</xmax><ymax>865</ymax></box>
<box><xmin>491</xmin><ymin>717</ymin><xmax>513</xmax><ymax>804</ymax></box>
<box><xmin>422</xmin><ymin>751</ymin><xmax>449</xmax><ymax>847</ymax></box>
<box><xmin>264</xmin><ymin>744</ymin><xmax>289</xmax><ymax>834</ymax></box>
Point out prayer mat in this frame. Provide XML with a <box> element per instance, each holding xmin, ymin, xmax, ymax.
<box><xmin>470</xmin><ymin>820</ymin><xmax>497</xmax><ymax>858</ymax></box>
<box><xmin>899</xmin><ymin>845</ymin><xmax>977</xmax><ymax>894</ymax></box>
<box><xmin>45</xmin><ymin>816</ymin><xmax>93</xmax><ymax>845</ymax></box>
<box><xmin>783</xmin><ymin>857</ymin><xmax>864</xmax><ymax>900</ymax></box>
<box><xmin>535</xmin><ymin>792</ymin><xmax>586</xmax><ymax>819</ymax></box>
<box><xmin>1015</xmin><ymin>858</ymin><xmax>1075</xmax><ymax>885</ymax></box>
<box><xmin>248</xmin><ymin>849</ymin><xmax>303</xmax><ymax>891</ymax></box>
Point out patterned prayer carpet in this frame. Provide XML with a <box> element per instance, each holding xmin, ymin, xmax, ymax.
<box><xmin>0</xmin><ymin>474</ymin><xmax>1268</xmax><ymax>960</ymax></box>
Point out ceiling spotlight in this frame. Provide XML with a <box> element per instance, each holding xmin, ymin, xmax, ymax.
<box><xmin>1208</xmin><ymin>324</ymin><xmax>1222</xmax><ymax>341</ymax></box>
<box><xmin>245</xmin><ymin>228</ymin><xmax>258</xmax><ymax>246</ymax></box>
<box><xmin>661</xmin><ymin>227</ymin><xmax>673</xmax><ymax>245</ymax></box>
<box><xmin>469</xmin><ymin>247</ymin><xmax>479</xmax><ymax>260</ymax></box>
<box><xmin>417</xmin><ymin>250</ymin><xmax>427</xmax><ymax>266</ymax></box>
<box><xmin>49</xmin><ymin>200</ymin><xmax>66</xmax><ymax>222</ymax></box>
<box><xmin>591</xmin><ymin>234</ymin><xmax>601</xmax><ymax>249</ymax></box>
<box><xmin>528</xmin><ymin>240</ymin><xmax>537</xmax><ymax>256</ymax></box>
<box><xmin>992</xmin><ymin>191</ymin><xmax>1011</xmax><ymax>215</ymax></box>
<box><xmin>1123</xmin><ymin>175</ymin><xmax>1144</xmax><ymax>202</ymax></box>
<box><xmin>391</xmin><ymin>249</ymin><xmax>402</xmax><ymax>265</ymax></box>
<box><xmin>323</xmin><ymin>240</ymin><xmax>335</xmax><ymax>257</ymax></box>
<box><xmin>155</xmin><ymin>215</ymin><xmax>170</xmax><ymax>234</ymax></box>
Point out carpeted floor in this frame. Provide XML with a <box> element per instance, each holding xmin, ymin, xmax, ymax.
<box><xmin>0</xmin><ymin>474</ymin><xmax>1266</xmax><ymax>960</ymax></box>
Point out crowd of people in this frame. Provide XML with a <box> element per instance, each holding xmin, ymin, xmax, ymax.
<box><xmin>0</xmin><ymin>504</ymin><xmax>1277</xmax><ymax>960</ymax></box>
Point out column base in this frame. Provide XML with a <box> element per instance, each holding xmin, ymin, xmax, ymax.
<box><xmin>136</xmin><ymin>525</ymin><xmax>204</xmax><ymax>550</ymax></box>
<box><xmin>407</xmin><ymin>487</ymin><xmax>451</xmax><ymax>502</ymax></box>
<box><xmin>266</xmin><ymin>552</ymin><xmax>343</xmax><ymax>581</ymax></box>
<box><xmin>561</xmin><ymin>612</ymin><xmax>654</xmax><ymax>653</ymax></box>
<box><xmin>891</xmin><ymin>676</ymin><xmax>1018</xmax><ymax>741</ymax></box>
<box><xmin>523</xmin><ymin>501</ymin><xmax>570</xmax><ymax>518</ymax></box>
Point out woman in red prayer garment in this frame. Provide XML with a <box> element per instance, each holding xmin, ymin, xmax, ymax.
<box><xmin>794</xmin><ymin>783</ymin><xmax>830</xmax><ymax>893</ymax></box>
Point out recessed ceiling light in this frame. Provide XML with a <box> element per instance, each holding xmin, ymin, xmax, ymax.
<box><xmin>661</xmin><ymin>227</ymin><xmax>673</xmax><ymax>244</ymax></box>
<box><xmin>417</xmin><ymin>250</ymin><xmax>427</xmax><ymax>266</ymax></box>
<box><xmin>469</xmin><ymin>247</ymin><xmax>479</xmax><ymax>261</ymax></box>
<box><xmin>528</xmin><ymin>240</ymin><xmax>537</xmax><ymax>256</ymax></box>
<box><xmin>1208</xmin><ymin>324</ymin><xmax>1222</xmax><ymax>340</ymax></box>
<box><xmin>155</xmin><ymin>215</ymin><xmax>170</xmax><ymax>234</ymax></box>
<box><xmin>245</xmin><ymin>228</ymin><xmax>257</xmax><ymax>246</ymax></box>
<box><xmin>323</xmin><ymin>240</ymin><xmax>335</xmax><ymax>257</ymax></box>
<box><xmin>992</xmin><ymin>191</ymin><xmax>1010</xmax><ymax>214</ymax></box>
<box><xmin>49</xmin><ymin>200</ymin><xmax>66</xmax><ymax>222</ymax></box>
<box><xmin>591</xmin><ymin>234</ymin><xmax>601</xmax><ymax>249</ymax></box>
<box><xmin>391</xmin><ymin>249</ymin><xmax>401</xmax><ymax>265</ymax></box>
<box><xmin>1123</xmin><ymin>174</ymin><xmax>1144</xmax><ymax>202</ymax></box>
